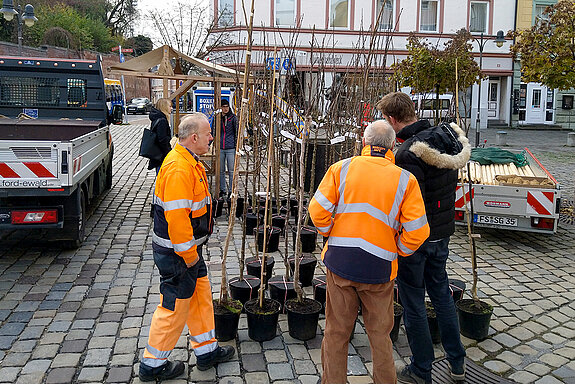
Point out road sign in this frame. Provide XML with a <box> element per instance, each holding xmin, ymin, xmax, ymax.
<box><xmin>111</xmin><ymin>46</ymin><xmax>120</xmax><ymax>51</ymax></box>
<box><xmin>122</xmin><ymin>48</ymin><xmax>133</xmax><ymax>53</ymax></box>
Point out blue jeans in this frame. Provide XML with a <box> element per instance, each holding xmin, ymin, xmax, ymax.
<box><xmin>219</xmin><ymin>148</ymin><xmax>235</xmax><ymax>193</ymax></box>
<box><xmin>397</xmin><ymin>237</ymin><xmax>465</xmax><ymax>382</ymax></box>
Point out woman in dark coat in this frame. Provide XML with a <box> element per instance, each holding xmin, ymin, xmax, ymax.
<box><xmin>148</xmin><ymin>98</ymin><xmax>173</xmax><ymax>172</ymax></box>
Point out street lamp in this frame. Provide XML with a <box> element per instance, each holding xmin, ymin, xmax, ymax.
<box><xmin>474</xmin><ymin>30</ymin><xmax>506</xmax><ymax>147</ymax></box>
<box><xmin>1</xmin><ymin>0</ymin><xmax>38</xmax><ymax>55</ymax></box>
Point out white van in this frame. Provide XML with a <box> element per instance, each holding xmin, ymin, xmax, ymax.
<box><xmin>411</xmin><ymin>94</ymin><xmax>454</xmax><ymax>123</ymax></box>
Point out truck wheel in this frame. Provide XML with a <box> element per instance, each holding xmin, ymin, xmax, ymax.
<box><xmin>63</xmin><ymin>188</ymin><xmax>86</xmax><ymax>248</ymax></box>
<box><xmin>105</xmin><ymin>159</ymin><xmax>113</xmax><ymax>190</ymax></box>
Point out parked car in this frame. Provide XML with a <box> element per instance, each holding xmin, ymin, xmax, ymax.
<box><xmin>127</xmin><ymin>97</ymin><xmax>152</xmax><ymax>114</ymax></box>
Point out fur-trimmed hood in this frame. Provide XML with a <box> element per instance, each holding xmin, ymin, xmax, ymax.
<box><xmin>401</xmin><ymin>121</ymin><xmax>471</xmax><ymax>170</ymax></box>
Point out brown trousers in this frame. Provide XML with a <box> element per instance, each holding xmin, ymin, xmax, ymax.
<box><xmin>321</xmin><ymin>270</ymin><xmax>397</xmax><ymax>384</ymax></box>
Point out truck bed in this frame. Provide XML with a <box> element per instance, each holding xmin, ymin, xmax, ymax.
<box><xmin>0</xmin><ymin>119</ymin><xmax>102</xmax><ymax>141</ymax></box>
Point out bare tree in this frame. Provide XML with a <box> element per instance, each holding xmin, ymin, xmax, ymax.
<box><xmin>106</xmin><ymin>0</ymin><xmax>138</xmax><ymax>37</ymax></box>
<box><xmin>145</xmin><ymin>0</ymin><xmax>230</xmax><ymax>66</ymax></box>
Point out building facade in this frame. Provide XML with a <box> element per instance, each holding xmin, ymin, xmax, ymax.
<box><xmin>209</xmin><ymin>0</ymin><xmax>516</xmax><ymax>129</ymax></box>
<box><xmin>513</xmin><ymin>0</ymin><xmax>574</xmax><ymax>129</ymax></box>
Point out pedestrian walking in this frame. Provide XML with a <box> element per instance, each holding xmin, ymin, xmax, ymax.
<box><xmin>217</xmin><ymin>98</ymin><xmax>238</xmax><ymax>197</ymax></box>
<box><xmin>309</xmin><ymin>120</ymin><xmax>430</xmax><ymax>384</ymax></box>
<box><xmin>147</xmin><ymin>98</ymin><xmax>173</xmax><ymax>173</ymax></box>
<box><xmin>377</xmin><ymin>92</ymin><xmax>471</xmax><ymax>384</ymax></box>
<box><xmin>139</xmin><ymin>113</ymin><xmax>235</xmax><ymax>382</ymax></box>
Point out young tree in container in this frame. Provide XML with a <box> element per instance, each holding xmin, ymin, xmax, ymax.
<box><xmin>393</xmin><ymin>29</ymin><xmax>482</xmax><ymax>131</ymax></box>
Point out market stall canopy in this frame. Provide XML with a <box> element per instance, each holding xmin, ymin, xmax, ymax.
<box><xmin>107</xmin><ymin>44</ymin><xmax>245</xmax><ymax>82</ymax></box>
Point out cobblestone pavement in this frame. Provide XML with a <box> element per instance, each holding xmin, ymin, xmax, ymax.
<box><xmin>0</xmin><ymin>124</ymin><xmax>574</xmax><ymax>383</ymax></box>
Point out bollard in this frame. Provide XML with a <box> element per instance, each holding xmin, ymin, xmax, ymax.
<box><xmin>568</xmin><ymin>132</ymin><xmax>575</xmax><ymax>147</ymax></box>
<box><xmin>496</xmin><ymin>131</ymin><xmax>508</xmax><ymax>146</ymax></box>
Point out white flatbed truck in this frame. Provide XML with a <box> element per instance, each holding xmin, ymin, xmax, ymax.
<box><xmin>0</xmin><ymin>56</ymin><xmax>119</xmax><ymax>246</ymax></box>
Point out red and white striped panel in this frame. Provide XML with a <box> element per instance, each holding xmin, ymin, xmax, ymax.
<box><xmin>455</xmin><ymin>186</ymin><xmax>474</xmax><ymax>209</ymax></box>
<box><xmin>527</xmin><ymin>191</ymin><xmax>554</xmax><ymax>216</ymax></box>
<box><xmin>0</xmin><ymin>162</ymin><xmax>56</xmax><ymax>178</ymax></box>
<box><xmin>73</xmin><ymin>156</ymin><xmax>82</xmax><ymax>175</ymax></box>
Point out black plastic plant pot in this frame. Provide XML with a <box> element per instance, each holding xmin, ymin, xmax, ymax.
<box><xmin>290</xmin><ymin>201</ymin><xmax>308</xmax><ymax>221</ymax></box>
<box><xmin>272</xmin><ymin>214</ymin><xmax>287</xmax><ymax>236</ymax></box>
<box><xmin>393</xmin><ymin>281</ymin><xmax>401</xmax><ymax>305</ymax></box>
<box><xmin>390</xmin><ymin>302</ymin><xmax>403</xmax><ymax>343</ymax></box>
<box><xmin>449</xmin><ymin>279</ymin><xmax>466</xmax><ymax>302</ymax></box>
<box><xmin>286</xmin><ymin>298</ymin><xmax>323</xmax><ymax>341</ymax></box>
<box><xmin>245</xmin><ymin>213</ymin><xmax>260</xmax><ymax>237</ymax></box>
<box><xmin>268</xmin><ymin>275</ymin><xmax>296</xmax><ymax>312</ymax></box>
<box><xmin>255</xmin><ymin>226</ymin><xmax>281</xmax><ymax>253</ymax></box>
<box><xmin>312</xmin><ymin>275</ymin><xmax>327</xmax><ymax>314</ymax></box>
<box><xmin>456</xmin><ymin>299</ymin><xmax>493</xmax><ymax>341</ymax></box>
<box><xmin>426</xmin><ymin>301</ymin><xmax>441</xmax><ymax>344</ymax></box>
<box><xmin>244</xmin><ymin>298</ymin><xmax>281</xmax><ymax>342</ymax></box>
<box><xmin>289</xmin><ymin>255</ymin><xmax>318</xmax><ymax>287</ymax></box>
<box><xmin>245</xmin><ymin>256</ymin><xmax>275</xmax><ymax>286</ymax></box>
<box><xmin>213</xmin><ymin>198</ymin><xmax>224</xmax><ymax>218</ymax></box>
<box><xmin>235</xmin><ymin>197</ymin><xmax>245</xmax><ymax>218</ymax></box>
<box><xmin>213</xmin><ymin>299</ymin><xmax>242</xmax><ymax>342</ymax></box>
<box><xmin>292</xmin><ymin>225</ymin><xmax>318</xmax><ymax>253</ymax></box>
<box><xmin>229</xmin><ymin>275</ymin><xmax>261</xmax><ymax>306</ymax></box>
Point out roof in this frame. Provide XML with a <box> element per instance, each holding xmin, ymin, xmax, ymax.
<box><xmin>107</xmin><ymin>45</ymin><xmax>243</xmax><ymax>78</ymax></box>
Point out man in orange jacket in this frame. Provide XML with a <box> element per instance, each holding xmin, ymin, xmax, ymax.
<box><xmin>309</xmin><ymin>120</ymin><xmax>430</xmax><ymax>384</ymax></box>
<box><xmin>139</xmin><ymin>113</ymin><xmax>235</xmax><ymax>382</ymax></box>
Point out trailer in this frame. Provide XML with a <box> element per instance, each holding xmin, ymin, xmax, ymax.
<box><xmin>455</xmin><ymin>148</ymin><xmax>561</xmax><ymax>234</ymax></box>
<box><xmin>0</xmin><ymin>56</ymin><xmax>117</xmax><ymax>247</ymax></box>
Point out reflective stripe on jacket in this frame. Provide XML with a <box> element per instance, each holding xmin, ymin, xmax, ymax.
<box><xmin>309</xmin><ymin>145</ymin><xmax>430</xmax><ymax>284</ymax></box>
<box><xmin>152</xmin><ymin>143</ymin><xmax>213</xmax><ymax>264</ymax></box>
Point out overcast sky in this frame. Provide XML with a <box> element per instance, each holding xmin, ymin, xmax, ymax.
<box><xmin>134</xmin><ymin>0</ymin><xmax>209</xmax><ymax>38</ymax></box>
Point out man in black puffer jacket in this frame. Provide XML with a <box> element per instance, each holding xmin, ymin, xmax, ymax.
<box><xmin>377</xmin><ymin>92</ymin><xmax>471</xmax><ymax>384</ymax></box>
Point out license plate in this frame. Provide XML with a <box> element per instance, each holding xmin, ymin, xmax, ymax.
<box><xmin>474</xmin><ymin>214</ymin><xmax>517</xmax><ymax>227</ymax></box>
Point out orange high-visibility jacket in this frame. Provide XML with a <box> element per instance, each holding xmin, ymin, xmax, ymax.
<box><xmin>152</xmin><ymin>143</ymin><xmax>213</xmax><ymax>264</ymax></box>
<box><xmin>309</xmin><ymin>145</ymin><xmax>430</xmax><ymax>283</ymax></box>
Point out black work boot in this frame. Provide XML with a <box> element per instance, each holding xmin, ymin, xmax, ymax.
<box><xmin>138</xmin><ymin>360</ymin><xmax>185</xmax><ymax>382</ymax></box>
<box><xmin>196</xmin><ymin>345</ymin><xmax>236</xmax><ymax>371</ymax></box>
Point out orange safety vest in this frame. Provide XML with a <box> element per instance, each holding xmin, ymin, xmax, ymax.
<box><xmin>152</xmin><ymin>143</ymin><xmax>213</xmax><ymax>264</ymax></box>
<box><xmin>309</xmin><ymin>145</ymin><xmax>430</xmax><ymax>283</ymax></box>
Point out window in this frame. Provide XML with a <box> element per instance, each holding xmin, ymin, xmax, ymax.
<box><xmin>0</xmin><ymin>76</ymin><xmax>59</xmax><ymax>106</ymax></box>
<box><xmin>470</xmin><ymin>1</ymin><xmax>488</xmax><ymax>33</ymax></box>
<box><xmin>489</xmin><ymin>83</ymin><xmax>497</xmax><ymax>102</ymax></box>
<box><xmin>219</xmin><ymin>0</ymin><xmax>234</xmax><ymax>27</ymax></box>
<box><xmin>275</xmin><ymin>0</ymin><xmax>295</xmax><ymax>26</ymax></box>
<box><xmin>534</xmin><ymin>4</ymin><xmax>549</xmax><ymax>21</ymax></box>
<box><xmin>330</xmin><ymin>0</ymin><xmax>349</xmax><ymax>28</ymax></box>
<box><xmin>532</xmin><ymin>89</ymin><xmax>541</xmax><ymax>108</ymax></box>
<box><xmin>377</xmin><ymin>0</ymin><xmax>394</xmax><ymax>30</ymax></box>
<box><xmin>67</xmin><ymin>79</ymin><xmax>87</xmax><ymax>107</ymax></box>
<box><xmin>420</xmin><ymin>0</ymin><xmax>438</xmax><ymax>32</ymax></box>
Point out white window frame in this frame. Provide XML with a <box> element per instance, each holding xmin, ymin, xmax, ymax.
<box><xmin>275</xmin><ymin>0</ymin><xmax>296</xmax><ymax>26</ymax></box>
<box><xmin>419</xmin><ymin>0</ymin><xmax>439</xmax><ymax>32</ymax></box>
<box><xmin>329</xmin><ymin>0</ymin><xmax>350</xmax><ymax>29</ymax></box>
<box><xmin>534</xmin><ymin>3</ymin><xmax>551</xmax><ymax>22</ymax></box>
<box><xmin>376</xmin><ymin>0</ymin><xmax>395</xmax><ymax>30</ymax></box>
<box><xmin>218</xmin><ymin>0</ymin><xmax>235</xmax><ymax>27</ymax></box>
<box><xmin>469</xmin><ymin>1</ymin><xmax>489</xmax><ymax>34</ymax></box>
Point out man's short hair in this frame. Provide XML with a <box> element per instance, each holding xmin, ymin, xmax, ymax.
<box><xmin>376</xmin><ymin>92</ymin><xmax>417</xmax><ymax>123</ymax></box>
<box><xmin>363</xmin><ymin>120</ymin><xmax>396</xmax><ymax>149</ymax></box>
<box><xmin>178</xmin><ymin>113</ymin><xmax>208</xmax><ymax>140</ymax></box>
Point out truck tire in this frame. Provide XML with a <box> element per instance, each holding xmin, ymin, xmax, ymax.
<box><xmin>105</xmin><ymin>159</ymin><xmax>113</xmax><ymax>190</ymax></box>
<box><xmin>63</xmin><ymin>188</ymin><xmax>86</xmax><ymax>248</ymax></box>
